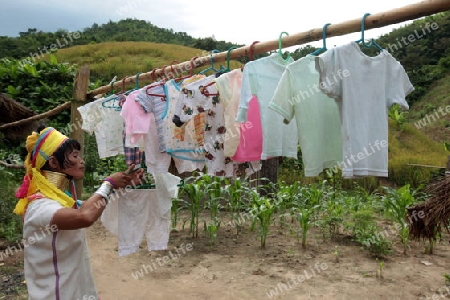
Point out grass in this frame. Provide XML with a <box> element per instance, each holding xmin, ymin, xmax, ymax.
<box><xmin>44</xmin><ymin>41</ymin><xmax>244</xmax><ymax>87</ymax></box>
<box><xmin>408</xmin><ymin>73</ymin><xmax>450</xmax><ymax>143</ymax></box>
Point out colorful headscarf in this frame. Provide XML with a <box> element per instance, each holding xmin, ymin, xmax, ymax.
<box><xmin>14</xmin><ymin>127</ymin><xmax>76</xmax><ymax>215</ymax></box>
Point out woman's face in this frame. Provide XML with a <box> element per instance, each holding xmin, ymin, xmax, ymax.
<box><xmin>63</xmin><ymin>150</ymin><xmax>85</xmax><ymax>180</ymax></box>
<box><xmin>49</xmin><ymin>149</ymin><xmax>85</xmax><ymax>180</ymax></box>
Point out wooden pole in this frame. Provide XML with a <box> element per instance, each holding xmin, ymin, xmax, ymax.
<box><xmin>71</xmin><ymin>65</ymin><xmax>90</xmax><ymax>198</ymax></box>
<box><xmin>87</xmin><ymin>0</ymin><xmax>450</xmax><ymax>98</ymax></box>
<box><xmin>0</xmin><ymin>102</ymin><xmax>71</xmax><ymax>130</ymax></box>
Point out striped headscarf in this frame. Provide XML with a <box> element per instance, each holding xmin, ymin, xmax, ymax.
<box><xmin>14</xmin><ymin>127</ymin><xmax>76</xmax><ymax>215</ymax></box>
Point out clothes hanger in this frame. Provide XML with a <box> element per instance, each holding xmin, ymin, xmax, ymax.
<box><xmin>102</xmin><ymin>80</ymin><xmax>124</xmax><ymax>110</ymax></box>
<box><xmin>310</xmin><ymin>23</ymin><xmax>331</xmax><ymax>56</ymax></box>
<box><xmin>249</xmin><ymin>41</ymin><xmax>260</xmax><ymax>62</ymax></box>
<box><xmin>199</xmin><ymin>50</ymin><xmax>222</xmax><ymax>75</ymax></box>
<box><xmin>146</xmin><ymin>68</ymin><xmax>166</xmax><ymax>100</ymax></box>
<box><xmin>174</xmin><ymin>56</ymin><xmax>198</xmax><ymax>82</ymax></box>
<box><xmin>218</xmin><ymin>46</ymin><xmax>238</xmax><ymax>73</ymax></box>
<box><xmin>355</xmin><ymin>13</ymin><xmax>383</xmax><ymax>51</ymax></box>
<box><xmin>125</xmin><ymin>72</ymin><xmax>141</xmax><ymax>96</ymax></box>
<box><xmin>200</xmin><ymin>47</ymin><xmax>237</xmax><ymax>96</ymax></box>
<box><xmin>278</xmin><ymin>32</ymin><xmax>291</xmax><ymax>61</ymax></box>
<box><xmin>132</xmin><ymin>179</ymin><xmax>185</xmax><ymax>190</ymax></box>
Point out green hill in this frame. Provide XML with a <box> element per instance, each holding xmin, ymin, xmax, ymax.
<box><xmin>48</xmin><ymin>41</ymin><xmax>243</xmax><ymax>87</ymax></box>
<box><xmin>407</xmin><ymin>74</ymin><xmax>450</xmax><ymax>144</ymax></box>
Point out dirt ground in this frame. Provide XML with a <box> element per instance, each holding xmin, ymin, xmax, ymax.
<box><xmin>1</xmin><ymin>211</ymin><xmax>449</xmax><ymax>300</ymax></box>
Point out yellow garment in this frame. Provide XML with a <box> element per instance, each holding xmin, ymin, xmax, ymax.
<box><xmin>14</xmin><ymin>127</ymin><xmax>75</xmax><ymax>215</ymax></box>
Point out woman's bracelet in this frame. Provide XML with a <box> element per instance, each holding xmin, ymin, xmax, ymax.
<box><xmin>103</xmin><ymin>177</ymin><xmax>116</xmax><ymax>188</ymax></box>
<box><xmin>94</xmin><ymin>181</ymin><xmax>113</xmax><ymax>203</ymax></box>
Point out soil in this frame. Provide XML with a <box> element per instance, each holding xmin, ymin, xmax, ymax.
<box><xmin>1</xmin><ymin>211</ymin><xmax>449</xmax><ymax>300</ymax></box>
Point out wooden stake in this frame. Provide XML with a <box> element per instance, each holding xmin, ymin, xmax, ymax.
<box><xmin>71</xmin><ymin>65</ymin><xmax>90</xmax><ymax>198</ymax></box>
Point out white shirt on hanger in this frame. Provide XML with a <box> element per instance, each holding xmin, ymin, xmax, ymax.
<box><xmin>315</xmin><ymin>42</ymin><xmax>414</xmax><ymax>178</ymax></box>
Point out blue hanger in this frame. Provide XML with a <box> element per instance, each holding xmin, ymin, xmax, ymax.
<box><xmin>310</xmin><ymin>23</ymin><xmax>331</xmax><ymax>56</ymax></box>
<box><xmin>355</xmin><ymin>13</ymin><xmax>383</xmax><ymax>51</ymax></box>
<box><xmin>102</xmin><ymin>79</ymin><xmax>124</xmax><ymax>110</ymax></box>
<box><xmin>220</xmin><ymin>46</ymin><xmax>238</xmax><ymax>73</ymax></box>
<box><xmin>200</xmin><ymin>50</ymin><xmax>223</xmax><ymax>75</ymax></box>
<box><xmin>278</xmin><ymin>32</ymin><xmax>291</xmax><ymax>61</ymax></box>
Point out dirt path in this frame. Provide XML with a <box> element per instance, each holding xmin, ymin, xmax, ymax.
<box><xmin>87</xmin><ymin>213</ymin><xmax>450</xmax><ymax>300</ymax></box>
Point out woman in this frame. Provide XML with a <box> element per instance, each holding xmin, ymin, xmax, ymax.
<box><xmin>14</xmin><ymin>125</ymin><xmax>144</xmax><ymax>300</ymax></box>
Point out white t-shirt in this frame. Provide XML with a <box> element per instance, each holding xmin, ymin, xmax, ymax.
<box><xmin>269</xmin><ymin>55</ymin><xmax>342</xmax><ymax>177</ymax></box>
<box><xmin>214</xmin><ymin>69</ymin><xmax>243</xmax><ymax>157</ymax></box>
<box><xmin>77</xmin><ymin>96</ymin><xmax>125</xmax><ymax>159</ymax></box>
<box><xmin>315</xmin><ymin>42</ymin><xmax>414</xmax><ymax>178</ymax></box>
<box><xmin>24</xmin><ymin>199</ymin><xmax>98</xmax><ymax>300</ymax></box>
<box><xmin>237</xmin><ymin>53</ymin><xmax>299</xmax><ymax>160</ymax></box>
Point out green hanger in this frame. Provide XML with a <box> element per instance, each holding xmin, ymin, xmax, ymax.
<box><xmin>200</xmin><ymin>49</ymin><xmax>221</xmax><ymax>75</ymax></box>
<box><xmin>221</xmin><ymin>46</ymin><xmax>238</xmax><ymax>73</ymax></box>
<box><xmin>278</xmin><ymin>32</ymin><xmax>291</xmax><ymax>61</ymax></box>
<box><xmin>355</xmin><ymin>13</ymin><xmax>383</xmax><ymax>51</ymax></box>
<box><xmin>311</xmin><ymin>23</ymin><xmax>331</xmax><ymax>56</ymax></box>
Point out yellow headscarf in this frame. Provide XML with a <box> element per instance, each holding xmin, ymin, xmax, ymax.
<box><xmin>14</xmin><ymin>127</ymin><xmax>76</xmax><ymax>215</ymax></box>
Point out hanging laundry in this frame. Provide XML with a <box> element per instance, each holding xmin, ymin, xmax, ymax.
<box><xmin>120</xmin><ymin>90</ymin><xmax>146</xmax><ymax>166</ymax></box>
<box><xmin>237</xmin><ymin>53</ymin><xmax>299</xmax><ymax>160</ymax></box>
<box><xmin>77</xmin><ymin>95</ymin><xmax>125</xmax><ymax>159</ymax></box>
<box><xmin>232</xmin><ymin>95</ymin><xmax>263</xmax><ymax>163</ymax></box>
<box><xmin>176</xmin><ymin>75</ymin><xmax>235</xmax><ymax>177</ymax></box>
<box><xmin>214</xmin><ymin>69</ymin><xmax>243</xmax><ymax>157</ymax></box>
<box><xmin>143</xmin><ymin>112</ymin><xmax>171</xmax><ymax>174</ymax></box>
<box><xmin>121</xmin><ymin>89</ymin><xmax>151</xmax><ymax>145</ymax></box>
<box><xmin>135</xmin><ymin>81</ymin><xmax>167</xmax><ymax>152</ymax></box>
<box><xmin>101</xmin><ymin>172</ymin><xmax>181</xmax><ymax>256</ymax></box>
<box><xmin>269</xmin><ymin>54</ymin><xmax>342</xmax><ymax>177</ymax></box>
<box><xmin>163</xmin><ymin>78</ymin><xmax>206</xmax><ymax>173</ymax></box>
<box><xmin>315</xmin><ymin>42</ymin><xmax>414</xmax><ymax>178</ymax></box>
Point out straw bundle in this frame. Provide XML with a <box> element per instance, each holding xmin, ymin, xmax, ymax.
<box><xmin>407</xmin><ymin>175</ymin><xmax>450</xmax><ymax>240</ymax></box>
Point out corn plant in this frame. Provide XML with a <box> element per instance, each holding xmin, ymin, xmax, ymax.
<box><xmin>250</xmin><ymin>191</ymin><xmax>277</xmax><ymax>249</ymax></box>
<box><xmin>382</xmin><ymin>184</ymin><xmax>419</xmax><ymax>255</ymax></box>
<box><xmin>181</xmin><ymin>175</ymin><xmax>205</xmax><ymax>238</ymax></box>
<box><xmin>297</xmin><ymin>207</ymin><xmax>313</xmax><ymax>249</ymax></box>
<box><xmin>203</xmin><ymin>175</ymin><xmax>225</xmax><ymax>246</ymax></box>
<box><xmin>225</xmin><ymin>178</ymin><xmax>250</xmax><ymax>237</ymax></box>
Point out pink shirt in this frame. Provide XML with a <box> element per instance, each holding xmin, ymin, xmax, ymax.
<box><xmin>232</xmin><ymin>95</ymin><xmax>263</xmax><ymax>162</ymax></box>
<box><xmin>121</xmin><ymin>90</ymin><xmax>151</xmax><ymax>144</ymax></box>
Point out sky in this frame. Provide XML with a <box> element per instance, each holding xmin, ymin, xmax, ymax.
<box><xmin>0</xmin><ymin>0</ymin><xmax>425</xmax><ymax>50</ymax></box>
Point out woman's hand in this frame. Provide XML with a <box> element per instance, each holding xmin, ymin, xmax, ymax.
<box><xmin>107</xmin><ymin>164</ymin><xmax>145</xmax><ymax>189</ymax></box>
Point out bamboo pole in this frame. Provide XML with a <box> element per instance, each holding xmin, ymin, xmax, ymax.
<box><xmin>71</xmin><ymin>65</ymin><xmax>90</xmax><ymax>198</ymax></box>
<box><xmin>87</xmin><ymin>0</ymin><xmax>450</xmax><ymax>98</ymax></box>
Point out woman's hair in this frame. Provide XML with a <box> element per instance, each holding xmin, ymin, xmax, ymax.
<box><xmin>37</xmin><ymin>124</ymin><xmax>81</xmax><ymax>171</ymax></box>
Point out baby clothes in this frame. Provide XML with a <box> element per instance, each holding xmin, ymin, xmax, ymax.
<box><xmin>315</xmin><ymin>42</ymin><xmax>414</xmax><ymax>178</ymax></box>
<box><xmin>78</xmin><ymin>95</ymin><xmax>125</xmax><ymax>158</ymax></box>
<box><xmin>269</xmin><ymin>55</ymin><xmax>342</xmax><ymax>177</ymax></box>
<box><xmin>237</xmin><ymin>53</ymin><xmax>298</xmax><ymax>160</ymax></box>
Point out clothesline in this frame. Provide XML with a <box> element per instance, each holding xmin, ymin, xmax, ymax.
<box><xmin>87</xmin><ymin>0</ymin><xmax>450</xmax><ymax>98</ymax></box>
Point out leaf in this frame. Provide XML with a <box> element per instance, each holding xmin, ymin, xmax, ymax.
<box><xmin>49</xmin><ymin>54</ymin><xmax>58</xmax><ymax>65</ymax></box>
